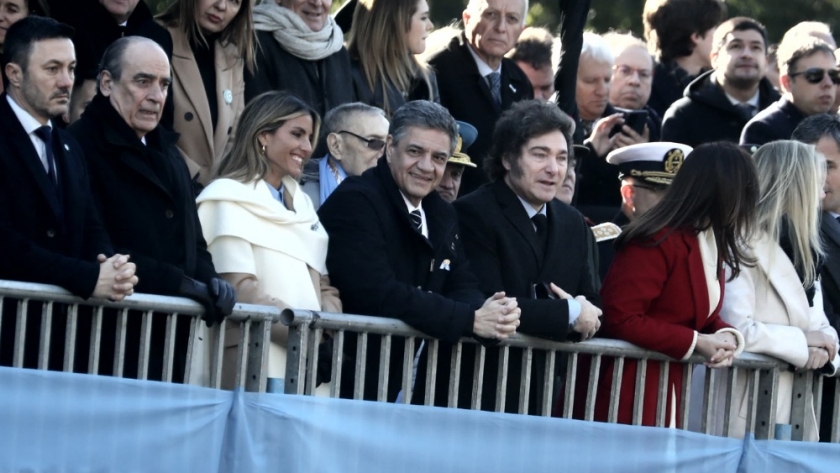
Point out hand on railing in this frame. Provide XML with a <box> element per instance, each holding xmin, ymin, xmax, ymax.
<box><xmin>549</xmin><ymin>283</ymin><xmax>602</xmax><ymax>341</ymax></box>
<box><xmin>473</xmin><ymin>292</ymin><xmax>520</xmax><ymax>340</ymax></box>
<box><xmin>94</xmin><ymin>253</ymin><xmax>138</xmax><ymax>301</ymax></box>
<box><xmin>178</xmin><ymin>276</ymin><xmax>237</xmax><ymax>327</ymax></box>
<box><xmin>805</xmin><ymin>330</ymin><xmax>837</xmax><ymax>360</ymax></box>
<box><xmin>696</xmin><ymin>332</ymin><xmax>737</xmax><ymax>368</ymax></box>
<box><xmin>803</xmin><ymin>347</ymin><xmax>830</xmax><ymax>371</ymax></box>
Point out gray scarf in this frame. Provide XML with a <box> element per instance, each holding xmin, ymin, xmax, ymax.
<box><xmin>253</xmin><ymin>2</ymin><xmax>344</xmax><ymax>61</ymax></box>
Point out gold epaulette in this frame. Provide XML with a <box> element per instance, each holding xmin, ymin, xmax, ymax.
<box><xmin>591</xmin><ymin>222</ymin><xmax>622</xmax><ymax>242</ymax></box>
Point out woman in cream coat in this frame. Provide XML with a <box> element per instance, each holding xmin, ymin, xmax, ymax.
<box><xmin>196</xmin><ymin>91</ymin><xmax>341</xmax><ymax>389</ymax></box>
<box><xmin>721</xmin><ymin>141</ymin><xmax>840</xmax><ymax>440</ymax></box>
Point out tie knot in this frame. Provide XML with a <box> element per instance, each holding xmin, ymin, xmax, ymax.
<box><xmin>532</xmin><ymin>213</ymin><xmax>548</xmax><ymax>233</ymax></box>
<box><xmin>35</xmin><ymin>125</ymin><xmax>53</xmax><ymax>145</ymax></box>
<box><xmin>409</xmin><ymin>209</ymin><xmax>423</xmax><ymax>232</ymax></box>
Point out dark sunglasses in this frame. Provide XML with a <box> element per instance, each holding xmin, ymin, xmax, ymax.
<box><xmin>789</xmin><ymin>68</ymin><xmax>840</xmax><ymax>85</ymax></box>
<box><xmin>337</xmin><ymin>130</ymin><xmax>386</xmax><ymax>150</ymax></box>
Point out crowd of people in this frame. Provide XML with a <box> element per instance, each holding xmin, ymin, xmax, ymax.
<box><xmin>1</xmin><ymin>0</ymin><xmax>839</xmax><ymax>440</ymax></box>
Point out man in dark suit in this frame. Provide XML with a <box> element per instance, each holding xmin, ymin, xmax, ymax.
<box><xmin>741</xmin><ymin>35</ymin><xmax>836</xmax><ymax>146</ymax></box>
<box><xmin>662</xmin><ymin>17</ymin><xmax>780</xmax><ymax>147</ymax></box>
<box><xmin>318</xmin><ymin>100</ymin><xmax>521</xmax><ymax>405</ymax></box>
<box><xmin>427</xmin><ymin>0</ymin><xmax>533</xmax><ymax>196</ymax></box>
<box><xmin>792</xmin><ymin>114</ymin><xmax>840</xmax><ymax>442</ymax></box>
<box><xmin>454</xmin><ymin>100</ymin><xmax>602</xmax><ymax>412</ymax></box>
<box><xmin>0</xmin><ymin>17</ymin><xmax>137</xmax><ymax>368</ymax></box>
<box><xmin>69</xmin><ymin>36</ymin><xmax>235</xmax><ymax>381</ymax></box>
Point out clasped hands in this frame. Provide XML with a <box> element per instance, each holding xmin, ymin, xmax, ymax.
<box><xmin>94</xmin><ymin>253</ymin><xmax>138</xmax><ymax>301</ymax></box>
<box><xmin>695</xmin><ymin>332</ymin><xmax>738</xmax><ymax>368</ymax></box>
<box><xmin>802</xmin><ymin>331</ymin><xmax>837</xmax><ymax>371</ymax></box>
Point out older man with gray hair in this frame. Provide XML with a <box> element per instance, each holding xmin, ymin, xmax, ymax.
<box><xmin>319</xmin><ymin>100</ymin><xmax>521</xmax><ymax>406</ymax></box>
<box><xmin>427</xmin><ymin>0</ymin><xmax>534</xmax><ymax>196</ymax></box>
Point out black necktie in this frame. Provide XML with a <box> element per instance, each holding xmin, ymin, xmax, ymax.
<box><xmin>735</xmin><ymin>103</ymin><xmax>756</xmax><ymax>122</ymax></box>
<box><xmin>34</xmin><ymin>125</ymin><xmax>57</xmax><ymax>184</ymax></box>
<box><xmin>532</xmin><ymin>213</ymin><xmax>548</xmax><ymax>251</ymax></box>
<box><xmin>409</xmin><ymin>209</ymin><xmax>423</xmax><ymax>232</ymax></box>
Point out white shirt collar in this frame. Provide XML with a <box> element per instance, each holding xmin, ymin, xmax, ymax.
<box><xmin>724</xmin><ymin>90</ymin><xmax>760</xmax><ymax>108</ymax></box>
<box><xmin>515</xmin><ymin>193</ymin><xmax>547</xmax><ymax>219</ymax></box>
<box><xmin>7</xmin><ymin>94</ymin><xmax>50</xmax><ymax>132</ymax></box>
<box><xmin>400</xmin><ymin>191</ymin><xmax>423</xmax><ymax>214</ymax></box>
<box><xmin>466</xmin><ymin>42</ymin><xmax>502</xmax><ymax>78</ymax></box>
<box><xmin>399</xmin><ymin>191</ymin><xmax>428</xmax><ymax>237</ymax></box>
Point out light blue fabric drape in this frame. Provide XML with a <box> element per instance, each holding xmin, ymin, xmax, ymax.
<box><xmin>0</xmin><ymin>366</ymin><xmax>836</xmax><ymax>472</ymax></box>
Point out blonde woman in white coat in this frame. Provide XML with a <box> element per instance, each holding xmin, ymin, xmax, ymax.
<box><xmin>196</xmin><ymin>91</ymin><xmax>341</xmax><ymax>390</ymax></box>
<box><xmin>721</xmin><ymin>140</ymin><xmax>840</xmax><ymax>440</ymax></box>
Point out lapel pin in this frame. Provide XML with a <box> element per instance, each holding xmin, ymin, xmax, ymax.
<box><xmin>509</xmin><ymin>84</ymin><xmax>517</xmax><ymax>93</ymax></box>
<box><xmin>311</xmin><ymin>222</ymin><xmax>319</xmax><ymax>231</ymax></box>
<box><xmin>439</xmin><ymin>259</ymin><xmax>451</xmax><ymax>271</ymax></box>
<box><xmin>223</xmin><ymin>89</ymin><xmax>233</xmax><ymax>105</ymax></box>
<box><xmin>64</xmin><ymin>144</ymin><xmax>70</xmax><ymax>151</ymax></box>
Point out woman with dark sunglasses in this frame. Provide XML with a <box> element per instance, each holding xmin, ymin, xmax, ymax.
<box><xmin>300</xmin><ymin>102</ymin><xmax>389</xmax><ymax>209</ymax></box>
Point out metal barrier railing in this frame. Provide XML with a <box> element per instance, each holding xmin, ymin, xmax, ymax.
<box><xmin>0</xmin><ymin>280</ymin><xmax>281</xmax><ymax>392</ymax></box>
<box><xmin>282</xmin><ymin>309</ymin><xmax>840</xmax><ymax>443</ymax></box>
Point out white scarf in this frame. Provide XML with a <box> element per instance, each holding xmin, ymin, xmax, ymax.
<box><xmin>253</xmin><ymin>2</ymin><xmax>344</xmax><ymax>61</ymax></box>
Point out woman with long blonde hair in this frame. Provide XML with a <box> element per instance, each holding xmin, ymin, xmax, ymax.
<box><xmin>196</xmin><ymin>92</ymin><xmax>341</xmax><ymax>390</ymax></box>
<box><xmin>347</xmin><ymin>0</ymin><xmax>437</xmax><ymax>115</ymax></box>
<box><xmin>721</xmin><ymin>140</ymin><xmax>840</xmax><ymax>440</ymax></box>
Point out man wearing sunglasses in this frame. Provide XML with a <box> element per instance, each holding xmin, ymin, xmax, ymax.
<box><xmin>661</xmin><ymin>17</ymin><xmax>779</xmax><ymax>148</ymax></box>
<box><xmin>301</xmin><ymin>102</ymin><xmax>389</xmax><ymax>210</ymax></box>
<box><xmin>741</xmin><ymin>34</ymin><xmax>837</xmax><ymax>146</ymax></box>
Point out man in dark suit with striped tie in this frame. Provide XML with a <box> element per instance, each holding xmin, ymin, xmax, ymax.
<box><xmin>0</xmin><ymin>16</ymin><xmax>137</xmax><ymax>369</ymax></box>
<box><xmin>318</xmin><ymin>100</ymin><xmax>521</xmax><ymax>406</ymax></box>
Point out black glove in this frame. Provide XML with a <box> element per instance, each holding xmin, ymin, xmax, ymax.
<box><xmin>178</xmin><ymin>276</ymin><xmax>235</xmax><ymax>327</ymax></box>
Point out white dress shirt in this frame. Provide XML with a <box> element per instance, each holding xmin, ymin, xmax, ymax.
<box><xmin>7</xmin><ymin>94</ymin><xmax>55</xmax><ymax>178</ymax></box>
<box><xmin>400</xmin><ymin>192</ymin><xmax>428</xmax><ymax>238</ymax></box>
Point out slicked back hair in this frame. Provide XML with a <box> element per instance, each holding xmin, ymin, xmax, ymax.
<box><xmin>2</xmin><ymin>15</ymin><xmax>73</xmax><ymax>89</ymax></box>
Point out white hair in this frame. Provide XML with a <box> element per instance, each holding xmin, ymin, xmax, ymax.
<box><xmin>580</xmin><ymin>31</ymin><xmax>614</xmax><ymax>65</ymax></box>
<box><xmin>465</xmin><ymin>0</ymin><xmax>529</xmax><ymax>26</ymax></box>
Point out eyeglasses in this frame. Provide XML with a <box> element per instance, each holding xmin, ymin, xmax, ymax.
<box><xmin>788</xmin><ymin>68</ymin><xmax>840</xmax><ymax>85</ymax></box>
<box><xmin>337</xmin><ymin>130</ymin><xmax>386</xmax><ymax>150</ymax></box>
<box><xmin>613</xmin><ymin>65</ymin><xmax>653</xmax><ymax>82</ymax></box>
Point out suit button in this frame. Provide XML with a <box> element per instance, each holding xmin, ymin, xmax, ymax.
<box><xmin>165</xmin><ymin>210</ymin><xmax>174</xmax><ymax>219</ymax></box>
<box><xmin>46</xmin><ymin>229</ymin><xmax>55</xmax><ymax>238</ymax></box>
<box><xmin>227</xmin><ymin>126</ymin><xmax>233</xmax><ymax>135</ymax></box>
<box><xmin>184</xmin><ymin>112</ymin><xmax>194</xmax><ymax>121</ymax></box>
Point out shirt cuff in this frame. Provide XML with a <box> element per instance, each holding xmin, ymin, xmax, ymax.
<box><xmin>567</xmin><ymin>299</ymin><xmax>581</xmax><ymax>328</ymax></box>
<box><xmin>681</xmin><ymin>331</ymin><xmax>699</xmax><ymax>360</ymax></box>
<box><xmin>715</xmin><ymin>327</ymin><xmax>746</xmax><ymax>357</ymax></box>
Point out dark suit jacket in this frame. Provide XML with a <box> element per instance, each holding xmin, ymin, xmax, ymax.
<box><xmin>429</xmin><ymin>34</ymin><xmax>533</xmax><ymax>195</ymax></box>
<box><xmin>0</xmin><ymin>94</ymin><xmax>111</xmax><ymax>296</ymax></box>
<box><xmin>0</xmin><ymin>93</ymin><xmax>113</xmax><ymax>370</ymax></box>
<box><xmin>740</xmin><ymin>97</ymin><xmax>806</xmax><ymax>146</ymax></box>
<box><xmin>819</xmin><ymin>212</ymin><xmax>840</xmax><ymax>441</ymax></box>
<box><xmin>318</xmin><ymin>157</ymin><xmax>485</xmax><ymax>403</ymax></box>
<box><xmin>69</xmin><ymin>94</ymin><xmax>218</xmax><ymax>296</ymax></box>
<box><xmin>454</xmin><ymin>180</ymin><xmax>601</xmax><ymax>412</ymax></box>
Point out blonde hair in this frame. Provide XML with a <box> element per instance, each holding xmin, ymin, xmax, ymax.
<box><xmin>215</xmin><ymin>92</ymin><xmax>321</xmax><ymax>183</ymax></box>
<box><xmin>157</xmin><ymin>0</ymin><xmax>256</xmax><ymax>73</ymax></box>
<box><xmin>347</xmin><ymin>0</ymin><xmax>433</xmax><ymax>116</ymax></box>
<box><xmin>754</xmin><ymin>140</ymin><xmax>825</xmax><ymax>287</ymax></box>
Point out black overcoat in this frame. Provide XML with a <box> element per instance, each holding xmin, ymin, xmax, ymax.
<box><xmin>428</xmin><ymin>34</ymin><xmax>533</xmax><ymax>196</ymax></box>
<box><xmin>454</xmin><ymin>179</ymin><xmax>601</xmax><ymax>412</ymax></box>
<box><xmin>318</xmin><ymin>157</ymin><xmax>485</xmax><ymax>404</ymax></box>
<box><xmin>740</xmin><ymin>97</ymin><xmax>806</xmax><ymax>147</ymax></box>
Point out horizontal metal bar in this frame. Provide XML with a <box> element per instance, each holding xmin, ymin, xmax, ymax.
<box><xmin>0</xmin><ymin>280</ymin><xmax>280</xmax><ymax>322</ymax></box>
<box><xmin>281</xmin><ymin>310</ymin><xmax>785</xmax><ymax>370</ymax></box>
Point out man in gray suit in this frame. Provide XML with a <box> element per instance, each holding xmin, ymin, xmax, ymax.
<box><xmin>792</xmin><ymin>113</ymin><xmax>840</xmax><ymax>441</ymax></box>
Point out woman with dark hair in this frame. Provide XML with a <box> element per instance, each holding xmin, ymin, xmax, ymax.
<box><xmin>593</xmin><ymin>142</ymin><xmax>755</xmax><ymax>427</ymax></box>
<box><xmin>246</xmin><ymin>0</ymin><xmax>355</xmax><ymax>122</ymax></box>
<box><xmin>157</xmin><ymin>0</ymin><xmax>256</xmax><ymax>186</ymax></box>
<box><xmin>347</xmin><ymin>0</ymin><xmax>436</xmax><ymax>116</ymax></box>
<box><xmin>0</xmin><ymin>0</ymin><xmax>48</xmax><ymax>93</ymax></box>
<box><xmin>196</xmin><ymin>91</ymin><xmax>341</xmax><ymax>390</ymax></box>
<box><xmin>720</xmin><ymin>141</ymin><xmax>839</xmax><ymax>440</ymax></box>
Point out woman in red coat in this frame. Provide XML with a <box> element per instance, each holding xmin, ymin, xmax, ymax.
<box><xmin>595</xmin><ymin>142</ymin><xmax>758</xmax><ymax>427</ymax></box>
